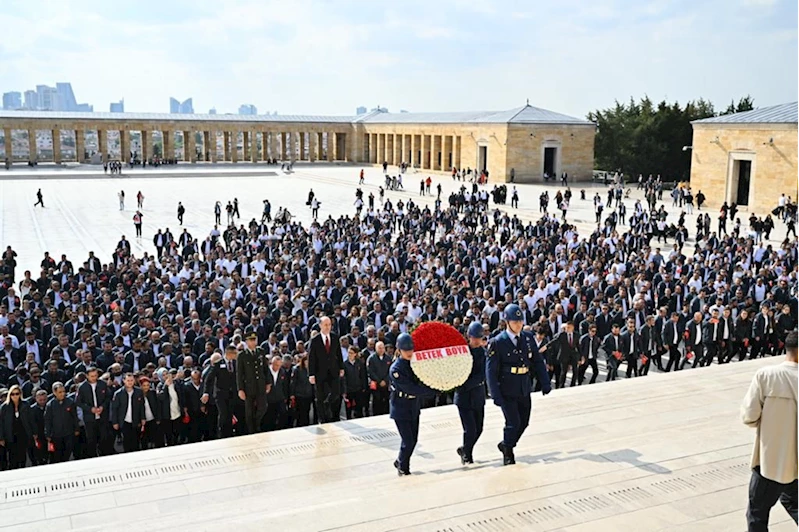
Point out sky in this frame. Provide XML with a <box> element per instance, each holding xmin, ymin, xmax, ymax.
<box><xmin>0</xmin><ymin>0</ymin><xmax>796</xmax><ymax>118</ymax></box>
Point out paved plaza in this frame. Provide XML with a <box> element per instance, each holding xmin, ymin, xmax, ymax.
<box><xmin>0</xmin><ymin>356</ymin><xmax>793</xmax><ymax>532</ymax></box>
<box><xmin>0</xmin><ymin>163</ymin><xmax>790</xmax><ymax>276</ymax></box>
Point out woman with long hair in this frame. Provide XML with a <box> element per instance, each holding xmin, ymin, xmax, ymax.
<box><xmin>0</xmin><ymin>384</ymin><xmax>34</xmax><ymax>469</ymax></box>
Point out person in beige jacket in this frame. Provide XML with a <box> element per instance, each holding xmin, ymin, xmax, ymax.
<box><xmin>741</xmin><ymin>329</ymin><xmax>798</xmax><ymax>531</ymax></box>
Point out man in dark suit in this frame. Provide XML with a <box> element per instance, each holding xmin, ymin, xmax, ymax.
<box><xmin>264</xmin><ymin>354</ymin><xmax>289</xmax><ymax>431</ymax></box>
<box><xmin>203</xmin><ymin>346</ymin><xmax>239</xmax><ymax>438</ymax></box>
<box><xmin>546</xmin><ymin>321</ymin><xmax>581</xmax><ymax>388</ymax></box>
<box><xmin>76</xmin><ymin>367</ymin><xmax>111</xmax><ymax>458</ymax></box>
<box><xmin>308</xmin><ymin>316</ymin><xmax>344</xmax><ymax>423</ymax></box>
<box><xmin>662</xmin><ymin>312</ymin><xmax>684</xmax><ymax>372</ymax></box>
<box><xmin>578</xmin><ymin>324</ymin><xmax>602</xmax><ymax>384</ymax></box>
<box><xmin>110</xmin><ymin>373</ymin><xmax>145</xmax><ymax>453</ymax></box>
<box><xmin>620</xmin><ymin>319</ymin><xmax>641</xmax><ymax>378</ymax></box>
<box><xmin>640</xmin><ymin>315</ymin><xmax>658</xmax><ymax>376</ymax></box>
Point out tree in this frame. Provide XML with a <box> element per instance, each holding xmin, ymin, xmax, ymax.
<box><xmin>588</xmin><ymin>96</ymin><xmax>751</xmax><ymax>182</ymax></box>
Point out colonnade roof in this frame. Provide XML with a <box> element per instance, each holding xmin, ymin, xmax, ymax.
<box><xmin>0</xmin><ymin>103</ymin><xmax>594</xmax><ymax>126</ymax></box>
<box><xmin>0</xmin><ymin>110</ymin><xmax>354</xmax><ymax>123</ymax></box>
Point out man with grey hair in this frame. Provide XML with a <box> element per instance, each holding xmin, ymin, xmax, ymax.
<box><xmin>44</xmin><ymin>382</ymin><xmax>79</xmax><ymax>463</ymax></box>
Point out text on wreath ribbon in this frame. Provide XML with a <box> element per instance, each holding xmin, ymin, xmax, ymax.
<box><xmin>412</xmin><ymin>345</ymin><xmax>469</xmax><ymax>362</ymax></box>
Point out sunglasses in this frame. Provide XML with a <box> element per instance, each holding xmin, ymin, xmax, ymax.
<box><xmin>10</xmin><ymin>392</ymin><xmax>20</xmax><ymax>396</ymax></box>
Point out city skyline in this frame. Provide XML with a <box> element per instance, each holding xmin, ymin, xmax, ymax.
<box><xmin>0</xmin><ymin>0</ymin><xmax>796</xmax><ymax>118</ymax></box>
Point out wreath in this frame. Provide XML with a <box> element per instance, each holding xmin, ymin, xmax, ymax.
<box><xmin>410</xmin><ymin>321</ymin><xmax>473</xmax><ymax>391</ymax></box>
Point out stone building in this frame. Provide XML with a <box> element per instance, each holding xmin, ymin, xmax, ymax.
<box><xmin>0</xmin><ymin>103</ymin><xmax>596</xmax><ymax>183</ymax></box>
<box><xmin>690</xmin><ymin>102</ymin><xmax>798</xmax><ymax>214</ymax></box>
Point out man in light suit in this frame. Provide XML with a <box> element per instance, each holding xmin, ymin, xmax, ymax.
<box><xmin>308</xmin><ymin>316</ymin><xmax>344</xmax><ymax>423</ymax></box>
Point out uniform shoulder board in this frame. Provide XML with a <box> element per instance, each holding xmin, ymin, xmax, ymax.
<box><xmin>393</xmin><ymin>371</ymin><xmax>400</xmax><ymax>378</ymax></box>
<box><xmin>487</xmin><ymin>338</ymin><xmax>496</xmax><ymax>357</ymax></box>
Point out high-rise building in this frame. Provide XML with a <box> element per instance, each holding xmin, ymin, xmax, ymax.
<box><xmin>238</xmin><ymin>104</ymin><xmax>257</xmax><ymax>115</ymax></box>
<box><xmin>23</xmin><ymin>90</ymin><xmax>37</xmax><ymax>109</ymax></box>
<box><xmin>110</xmin><ymin>99</ymin><xmax>124</xmax><ymax>113</ymax></box>
<box><xmin>75</xmin><ymin>103</ymin><xmax>93</xmax><ymax>112</ymax></box>
<box><xmin>356</xmin><ymin>106</ymin><xmax>367</xmax><ymax>115</ymax></box>
<box><xmin>209</xmin><ymin>108</ymin><xmax>217</xmax><ymax>115</ymax></box>
<box><xmin>169</xmin><ymin>97</ymin><xmax>194</xmax><ymax>114</ymax></box>
<box><xmin>2</xmin><ymin>92</ymin><xmax>21</xmax><ymax>110</ymax></box>
<box><xmin>56</xmin><ymin>82</ymin><xmax>77</xmax><ymax>111</ymax></box>
<box><xmin>36</xmin><ymin>85</ymin><xmax>59</xmax><ymax>110</ymax></box>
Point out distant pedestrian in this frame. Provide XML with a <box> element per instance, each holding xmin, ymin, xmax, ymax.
<box><xmin>118</xmin><ymin>190</ymin><xmax>125</xmax><ymax>210</ymax></box>
<box><xmin>214</xmin><ymin>201</ymin><xmax>222</xmax><ymax>225</ymax></box>
<box><xmin>741</xmin><ymin>330</ymin><xmax>798</xmax><ymax>531</ymax></box>
<box><xmin>233</xmin><ymin>198</ymin><xmax>240</xmax><ymax>219</ymax></box>
<box><xmin>133</xmin><ymin>211</ymin><xmax>143</xmax><ymax>237</ymax></box>
<box><xmin>34</xmin><ymin>188</ymin><xmax>44</xmax><ymax>208</ymax></box>
<box><xmin>137</xmin><ymin>191</ymin><xmax>144</xmax><ymax>209</ymax></box>
<box><xmin>359</xmin><ymin>169</ymin><xmax>365</xmax><ymax>184</ymax></box>
<box><xmin>177</xmin><ymin>202</ymin><xmax>185</xmax><ymax>225</ymax></box>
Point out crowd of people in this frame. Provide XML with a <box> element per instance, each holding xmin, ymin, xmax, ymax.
<box><xmin>0</xmin><ymin>166</ymin><xmax>795</xmax><ymax>470</ymax></box>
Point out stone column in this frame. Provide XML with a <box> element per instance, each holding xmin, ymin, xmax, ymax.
<box><xmin>223</xmin><ymin>132</ymin><xmax>231</xmax><ymax>161</ymax></box>
<box><xmin>377</xmin><ymin>134</ymin><xmax>384</xmax><ymax>165</ymax></box>
<box><xmin>202</xmin><ymin>131</ymin><xmax>209</xmax><ymax>161</ymax></box>
<box><xmin>162</xmin><ymin>130</ymin><xmax>172</xmax><ymax>160</ymax></box>
<box><xmin>400</xmin><ymin>134</ymin><xmax>406</xmax><ymax>166</ymax></box>
<box><xmin>209</xmin><ymin>131</ymin><xmax>217</xmax><ymax>162</ymax></box>
<box><xmin>281</xmin><ymin>132</ymin><xmax>287</xmax><ymax>161</ymax></box>
<box><xmin>432</xmin><ymin>135</ymin><xmax>442</xmax><ymax>170</ymax></box>
<box><xmin>394</xmin><ymin>134</ymin><xmax>401</xmax><ymax>166</ymax></box>
<box><xmin>454</xmin><ymin>135</ymin><xmax>461</xmax><ymax>169</ymax></box>
<box><xmin>326</xmin><ymin>133</ymin><xmax>333</xmax><ymax>161</ymax></box>
<box><xmin>97</xmin><ymin>129</ymin><xmax>107</xmax><ymax>163</ymax></box>
<box><xmin>443</xmin><ymin>135</ymin><xmax>453</xmax><ymax>172</ymax></box>
<box><xmin>422</xmin><ymin>134</ymin><xmax>431</xmax><ymax>169</ymax></box>
<box><xmin>184</xmin><ymin>131</ymin><xmax>193</xmax><ymax>162</ymax></box>
<box><xmin>251</xmin><ymin>131</ymin><xmax>258</xmax><ymax>162</ymax></box>
<box><xmin>231</xmin><ymin>131</ymin><xmax>239</xmax><ymax>162</ymax></box>
<box><xmin>262</xmin><ymin>132</ymin><xmax>270</xmax><ymax>161</ymax></box>
<box><xmin>386</xmin><ymin>134</ymin><xmax>394</xmax><ymax>165</ymax></box>
<box><xmin>140</xmin><ymin>131</ymin><xmax>148</xmax><ymax>162</ymax></box>
<box><xmin>27</xmin><ymin>129</ymin><xmax>36</xmax><ymax>162</ymax></box>
<box><xmin>242</xmin><ymin>131</ymin><xmax>250</xmax><ymax>160</ymax></box>
<box><xmin>119</xmin><ymin>129</ymin><xmax>128</xmax><ymax>164</ymax></box>
<box><xmin>411</xmin><ymin>134</ymin><xmax>419</xmax><ymax>167</ymax></box>
<box><xmin>3</xmin><ymin>128</ymin><xmax>11</xmax><ymax>160</ymax></box>
<box><xmin>299</xmin><ymin>132</ymin><xmax>306</xmax><ymax>161</ymax></box>
<box><xmin>51</xmin><ymin>130</ymin><xmax>61</xmax><ymax>164</ymax></box>
<box><xmin>309</xmin><ymin>131</ymin><xmax>316</xmax><ymax>162</ymax></box>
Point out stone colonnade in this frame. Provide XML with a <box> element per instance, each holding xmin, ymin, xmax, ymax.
<box><xmin>363</xmin><ymin>132</ymin><xmax>462</xmax><ymax>171</ymax></box>
<box><xmin>1</xmin><ymin>126</ymin><xmax>348</xmax><ymax>164</ymax></box>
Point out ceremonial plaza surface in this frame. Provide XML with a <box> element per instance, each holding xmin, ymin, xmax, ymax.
<box><xmin>0</xmin><ymin>357</ymin><xmax>792</xmax><ymax>532</ymax></box>
<box><xmin>0</xmin><ymin>165</ymin><xmax>793</xmax><ymax>531</ymax></box>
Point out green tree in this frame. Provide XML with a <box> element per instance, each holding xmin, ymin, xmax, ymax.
<box><xmin>588</xmin><ymin>96</ymin><xmax>750</xmax><ymax>182</ymax></box>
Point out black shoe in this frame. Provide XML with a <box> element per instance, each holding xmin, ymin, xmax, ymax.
<box><xmin>498</xmin><ymin>442</ymin><xmax>513</xmax><ymax>466</ymax></box>
<box><xmin>394</xmin><ymin>460</ymin><xmax>410</xmax><ymax>476</ymax></box>
<box><xmin>457</xmin><ymin>447</ymin><xmax>467</xmax><ymax>465</ymax></box>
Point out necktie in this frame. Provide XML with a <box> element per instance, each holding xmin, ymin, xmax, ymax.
<box><xmin>568</xmin><ymin>334</ymin><xmax>573</xmax><ymax>347</ymax></box>
<box><xmin>228</xmin><ymin>360</ymin><xmax>234</xmax><ymax>373</ymax></box>
<box><xmin>325</xmin><ymin>336</ymin><xmax>330</xmax><ymax>352</ymax></box>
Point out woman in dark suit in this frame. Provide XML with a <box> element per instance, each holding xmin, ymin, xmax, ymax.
<box><xmin>0</xmin><ymin>385</ymin><xmax>35</xmax><ymax>469</ymax></box>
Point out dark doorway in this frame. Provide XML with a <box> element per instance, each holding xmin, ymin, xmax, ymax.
<box><xmin>478</xmin><ymin>146</ymin><xmax>487</xmax><ymax>173</ymax></box>
<box><xmin>736</xmin><ymin>160</ymin><xmax>751</xmax><ymax>206</ymax></box>
<box><xmin>544</xmin><ymin>147</ymin><xmax>556</xmax><ymax>178</ymax></box>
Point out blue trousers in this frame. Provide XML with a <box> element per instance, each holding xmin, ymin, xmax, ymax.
<box><xmin>394</xmin><ymin>417</ymin><xmax>419</xmax><ymax>471</ymax></box>
<box><xmin>457</xmin><ymin>404</ymin><xmax>484</xmax><ymax>458</ymax></box>
<box><xmin>501</xmin><ymin>395</ymin><xmax>531</xmax><ymax>449</ymax></box>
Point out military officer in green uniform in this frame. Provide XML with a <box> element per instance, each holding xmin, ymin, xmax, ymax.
<box><xmin>237</xmin><ymin>331</ymin><xmax>270</xmax><ymax>434</ymax></box>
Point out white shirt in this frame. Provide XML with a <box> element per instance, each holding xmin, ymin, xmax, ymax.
<box><xmin>124</xmin><ymin>389</ymin><xmax>134</xmax><ymax>424</ymax></box>
<box><xmin>167</xmin><ymin>384</ymin><xmax>181</xmax><ymax>420</ymax></box>
<box><xmin>144</xmin><ymin>394</ymin><xmax>155</xmax><ymax>422</ymax></box>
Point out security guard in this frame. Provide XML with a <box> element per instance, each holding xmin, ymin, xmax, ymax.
<box><xmin>486</xmin><ymin>304</ymin><xmax>550</xmax><ymax>465</ymax></box>
<box><xmin>389</xmin><ymin>333</ymin><xmax>435</xmax><ymax>476</ymax></box>
<box><xmin>454</xmin><ymin>321</ymin><xmax>487</xmax><ymax>465</ymax></box>
<box><xmin>237</xmin><ymin>331</ymin><xmax>270</xmax><ymax>434</ymax></box>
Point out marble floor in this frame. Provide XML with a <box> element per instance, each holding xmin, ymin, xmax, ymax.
<box><xmin>0</xmin><ymin>162</ymin><xmax>790</xmax><ymax>276</ymax></box>
<box><xmin>0</xmin><ymin>356</ymin><xmax>795</xmax><ymax>532</ymax></box>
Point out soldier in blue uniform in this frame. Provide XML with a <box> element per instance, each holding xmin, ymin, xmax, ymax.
<box><xmin>389</xmin><ymin>333</ymin><xmax>435</xmax><ymax>476</ymax></box>
<box><xmin>486</xmin><ymin>304</ymin><xmax>551</xmax><ymax>465</ymax></box>
<box><xmin>454</xmin><ymin>321</ymin><xmax>487</xmax><ymax>465</ymax></box>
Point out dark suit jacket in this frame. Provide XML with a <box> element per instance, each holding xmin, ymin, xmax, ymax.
<box><xmin>110</xmin><ymin>387</ymin><xmax>145</xmax><ymax>426</ymax></box>
<box><xmin>579</xmin><ymin>333</ymin><xmax>601</xmax><ymax>360</ymax></box>
<box><xmin>157</xmin><ymin>382</ymin><xmax>186</xmax><ymax>421</ymax></box>
<box><xmin>76</xmin><ymin>380</ymin><xmax>111</xmax><ymax>424</ymax></box>
<box><xmin>203</xmin><ymin>359</ymin><xmax>238</xmax><ymax>401</ymax></box>
<box><xmin>308</xmin><ymin>334</ymin><xmax>344</xmax><ymax>379</ymax></box>
<box><xmin>546</xmin><ymin>331</ymin><xmax>580</xmax><ymax>363</ymax></box>
<box><xmin>662</xmin><ymin>320</ymin><xmax>684</xmax><ymax>347</ymax></box>
<box><xmin>266</xmin><ymin>367</ymin><xmax>289</xmax><ymax>404</ymax></box>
